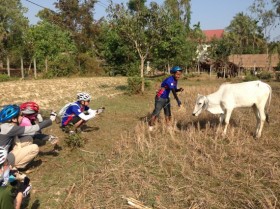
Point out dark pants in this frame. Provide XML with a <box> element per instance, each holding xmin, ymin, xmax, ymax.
<box><xmin>152</xmin><ymin>97</ymin><xmax>171</xmax><ymax>117</ymax></box>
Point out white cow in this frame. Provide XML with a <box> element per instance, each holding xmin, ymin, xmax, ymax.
<box><xmin>192</xmin><ymin>80</ymin><xmax>272</xmax><ymax>138</ymax></box>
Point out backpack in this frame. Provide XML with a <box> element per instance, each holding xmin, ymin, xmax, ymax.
<box><xmin>58</xmin><ymin>102</ymin><xmax>78</xmax><ymax>118</ymax></box>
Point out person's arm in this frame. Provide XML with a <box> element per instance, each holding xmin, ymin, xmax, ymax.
<box><xmin>175</xmin><ymin>87</ymin><xmax>184</xmax><ymax>92</ymax></box>
<box><xmin>8</xmin><ymin>119</ymin><xmax>52</xmax><ymax>137</ymax></box>
<box><xmin>171</xmin><ymin>88</ymin><xmax>181</xmax><ymax>106</ymax></box>
<box><xmin>14</xmin><ymin>192</ymin><xmax>23</xmax><ymax>209</ymax></box>
<box><xmin>78</xmin><ymin>110</ymin><xmax>97</xmax><ymax>121</ymax></box>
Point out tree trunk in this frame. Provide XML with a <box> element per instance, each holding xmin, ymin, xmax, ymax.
<box><xmin>21</xmin><ymin>57</ymin><xmax>24</xmax><ymax>79</ymax></box>
<box><xmin>34</xmin><ymin>58</ymin><xmax>37</xmax><ymax>79</ymax></box>
<box><xmin>7</xmin><ymin>57</ymin><xmax>10</xmax><ymax>77</ymax></box>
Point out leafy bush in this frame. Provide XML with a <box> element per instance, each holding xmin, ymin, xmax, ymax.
<box><xmin>243</xmin><ymin>74</ymin><xmax>258</xmax><ymax>81</ymax></box>
<box><xmin>0</xmin><ymin>74</ymin><xmax>12</xmax><ymax>82</ymax></box>
<box><xmin>275</xmin><ymin>62</ymin><xmax>280</xmax><ymax>72</ymax></box>
<box><xmin>76</xmin><ymin>53</ymin><xmax>104</xmax><ymax>76</ymax></box>
<box><xmin>65</xmin><ymin>133</ymin><xmax>86</xmax><ymax>148</ymax></box>
<box><xmin>126</xmin><ymin>62</ymin><xmax>140</xmax><ymax>77</ymax></box>
<box><xmin>127</xmin><ymin>76</ymin><xmax>151</xmax><ymax>94</ymax></box>
<box><xmin>46</xmin><ymin>54</ymin><xmax>77</xmax><ymax>78</ymax></box>
<box><xmin>257</xmin><ymin>71</ymin><xmax>273</xmax><ymax>80</ymax></box>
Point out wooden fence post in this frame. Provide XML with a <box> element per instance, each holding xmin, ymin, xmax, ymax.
<box><xmin>45</xmin><ymin>57</ymin><xmax>48</xmax><ymax>72</ymax></box>
<box><xmin>21</xmin><ymin>57</ymin><xmax>24</xmax><ymax>79</ymax></box>
<box><xmin>34</xmin><ymin>58</ymin><xmax>37</xmax><ymax>79</ymax></box>
<box><xmin>7</xmin><ymin>57</ymin><xmax>10</xmax><ymax>77</ymax></box>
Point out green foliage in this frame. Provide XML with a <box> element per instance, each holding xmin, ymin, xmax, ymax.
<box><xmin>127</xmin><ymin>76</ymin><xmax>151</xmax><ymax>94</ymax></box>
<box><xmin>98</xmin><ymin>24</ymin><xmax>138</xmax><ymax>76</ymax></box>
<box><xmin>275</xmin><ymin>71</ymin><xmax>280</xmax><ymax>81</ymax></box>
<box><xmin>38</xmin><ymin>0</ymin><xmax>97</xmax><ymax>53</ymax></box>
<box><xmin>24</xmin><ymin>21</ymin><xmax>78</xmax><ymax>76</ymax></box>
<box><xmin>225</xmin><ymin>12</ymin><xmax>266</xmax><ymax>54</ymax></box>
<box><xmin>0</xmin><ymin>74</ymin><xmax>12</xmax><ymax>82</ymax></box>
<box><xmin>46</xmin><ymin>54</ymin><xmax>76</xmax><ymax>77</ymax></box>
<box><xmin>76</xmin><ymin>53</ymin><xmax>104</xmax><ymax>76</ymax></box>
<box><xmin>243</xmin><ymin>74</ymin><xmax>258</xmax><ymax>81</ymax></box>
<box><xmin>65</xmin><ymin>133</ymin><xmax>86</xmax><ymax>148</ymax></box>
<box><xmin>0</xmin><ymin>0</ymin><xmax>28</xmax><ymax>60</ymax></box>
<box><xmin>276</xmin><ymin>62</ymin><xmax>280</xmax><ymax>71</ymax></box>
<box><xmin>126</xmin><ymin>62</ymin><xmax>140</xmax><ymax>76</ymax></box>
<box><xmin>257</xmin><ymin>71</ymin><xmax>273</xmax><ymax>80</ymax></box>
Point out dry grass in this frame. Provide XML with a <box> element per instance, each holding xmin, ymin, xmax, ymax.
<box><xmin>1</xmin><ymin>76</ymin><xmax>279</xmax><ymax>209</ymax></box>
<box><xmin>0</xmin><ymin>77</ymin><xmax>127</xmax><ymax>109</ymax></box>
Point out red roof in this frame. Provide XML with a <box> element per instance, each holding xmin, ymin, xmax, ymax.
<box><xmin>203</xmin><ymin>29</ymin><xmax>224</xmax><ymax>42</ymax></box>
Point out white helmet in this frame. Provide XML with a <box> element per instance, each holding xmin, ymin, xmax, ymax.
<box><xmin>77</xmin><ymin>92</ymin><xmax>91</xmax><ymax>101</ymax></box>
<box><xmin>0</xmin><ymin>147</ymin><xmax>7</xmax><ymax>165</ymax></box>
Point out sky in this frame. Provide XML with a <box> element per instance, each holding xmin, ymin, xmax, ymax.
<box><xmin>21</xmin><ymin>0</ymin><xmax>280</xmax><ymax>41</ymax></box>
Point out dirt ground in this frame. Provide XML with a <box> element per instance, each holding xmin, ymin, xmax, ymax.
<box><xmin>0</xmin><ymin>77</ymin><xmax>127</xmax><ymax>110</ymax></box>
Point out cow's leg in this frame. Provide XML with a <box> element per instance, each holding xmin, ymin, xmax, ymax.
<box><xmin>252</xmin><ymin>105</ymin><xmax>260</xmax><ymax>138</ymax></box>
<box><xmin>219</xmin><ymin>114</ymin><xmax>225</xmax><ymax>124</ymax></box>
<box><xmin>256</xmin><ymin>106</ymin><xmax>266</xmax><ymax>139</ymax></box>
<box><xmin>223</xmin><ymin>109</ymin><xmax>233</xmax><ymax>136</ymax></box>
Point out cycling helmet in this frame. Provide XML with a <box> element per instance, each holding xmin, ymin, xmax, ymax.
<box><xmin>20</xmin><ymin>102</ymin><xmax>39</xmax><ymax>115</ymax></box>
<box><xmin>170</xmin><ymin>66</ymin><xmax>182</xmax><ymax>73</ymax></box>
<box><xmin>77</xmin><ymin>92</ymin><xmax>91</xmax><ymax>101</ymax></box>
<box><xmin>0</xmin><ymin>105</ymin><xmax>21</xmax><ymax>123</ymax></box>
<box><xmin>0</xmin><ymin>147</ymin><xmax>7</xmax><ymax>165</ymax></box>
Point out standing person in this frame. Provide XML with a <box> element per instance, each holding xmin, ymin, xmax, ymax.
<box><xmin>149</xmin><ymin>66</ymin><xmax>184</xmax><ymax>131</ymax></box>
<box><xmin>60</xmin><ymin>92</ymin><xmax>104</xmax><ymax>134</ymax></box>
<box><xmin>0</xmin><ymin>147</ymin><xmax>32</xmax><ymax>209</ymax></box>
<box><xmin>0</xmin><ymin>104</ymin><xmax>56</xmax><ymax>169</ymax></box>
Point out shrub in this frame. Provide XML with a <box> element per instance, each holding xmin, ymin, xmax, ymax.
<box><xmin>275</xmin><ymin>71</ymin><xmax>280</xmax><ymax>81</ymax></box>
<box><xmin>65</xmin><ymin>133</ymin><xmax>87</xmax><ymax>148</ymax></box>
<box><xmin>275</xmin><ymin>62</ymin><xmax>280</xmax><ymax>72</ymax></box>
<box><xmin>243</xmin><ymin>74</ymin><xmax>258</xmax><ymax>82</ymax></box>
<box><xmin>45</xmin><ymin>54</ymin><xmax>77</xmax><ymax>78</ymax></box>
<box><xmin>76</xmin><ymin>53</ymin><xmax>104</xmax><ymax>76</ymax></box>
<box><xmin>257</xmin><ymin>71</ymin><xmax>273</xmax><ymax>80</ymax></box>
<box><xmin>127</xmin><ymin>76</ymin><xmax>151</xmax><ymax>94</ymax></box>
<box><xmin>0</xmin><ymin>74</ymin><xmax>12</xmax><ymax>82</ymax></box>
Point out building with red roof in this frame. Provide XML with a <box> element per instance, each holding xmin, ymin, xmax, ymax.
<box><xmin>203</xmin><ymin>29</ymin><xmax>224</xmax><ymax>42</ymax></box>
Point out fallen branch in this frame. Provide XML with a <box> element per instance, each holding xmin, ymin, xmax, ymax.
<box><xmin>64</xmin><ymin>183</ymin><xmax>75</xmax><ymax>204</ymax></box>
<box><xmin>78</xmin><ymin>148</ymin><xmax>95</xmax><ymax>155</ymax></box>
<box><xmin>122</xmin><ymin>196</ymin><xmax>153</xmax><ymax>209</ymax></box>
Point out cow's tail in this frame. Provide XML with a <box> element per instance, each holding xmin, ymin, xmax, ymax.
<box><xmin>265</xmin><ymin>83</ymin><xmax>272</xmax><ymax>124</ymax></box>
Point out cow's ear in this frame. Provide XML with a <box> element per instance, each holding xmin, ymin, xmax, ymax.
<box><xmin>197</xmin><ymin>93</ymin><xmax>201</xmax><ymax>97</ymax></box>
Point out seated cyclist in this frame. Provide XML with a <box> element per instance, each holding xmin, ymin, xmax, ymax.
<box><xmin>19</xmin><ymin>102</ymin><xmax>58</xmax><ymax>145</ymax></box>
<box><xmin>0</xmin><ymin>104</ymin><xmax>56</xmax><ymax>169</ymax></box>
<box><xmin>0</xmin><ymin>147</ymin><xmax>32</xmax><ymax>209</ymax></box>
<box><xmin>61</xmin><ymin>92</ymin><xmax>104</xmax><ymax>133</ymax></box>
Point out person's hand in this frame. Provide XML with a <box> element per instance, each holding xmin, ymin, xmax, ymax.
<box><xmin>19</xmin><ymin>177</ymin><xmax>32</xmax><ymax>198</ymax></box>
<box><xmin>97</xmin><ymin>107</ymin><xmax>105</xmax><ymax>114</ymax></box>
<box><xmin>177</xmin><ymin>100</ymin><xmax>182</xmax><ymax>107</ymax></box>
<box><xmin>50</xmin><ymin>111</ymin><xmax>57</xmax><ymax>122</ymax></box>
<box><xmin>37</xmin><ymin>113</ymin><xmax>43</xmax><ymax>122</ymax></box>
